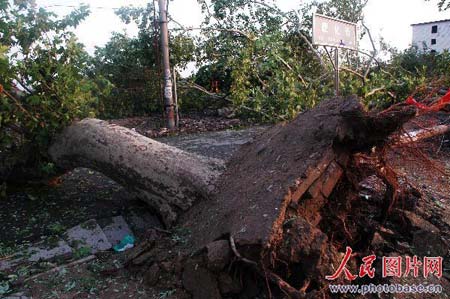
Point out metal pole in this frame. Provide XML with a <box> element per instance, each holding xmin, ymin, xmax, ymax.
<box><xmin>335</xmin><ymin>47</ymin><xmax>340</xmax><ymax>97</ymax></box>
<box><xmin>153</xmin><ymin>0</ymin><xmax>165</xmax><ymax>122</ymax></box>
<box><xmin>173</xmin><ymin>67</ymin><xmax>179</xmax><ymax>127</ymax></box>
<box><xmin>158</xmin><ymin>0</ymin><xmax>175</xmax><ymax>129</ymax></box>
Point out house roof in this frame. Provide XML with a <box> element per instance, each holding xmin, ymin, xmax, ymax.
<box><xmin>411</xmin><ymin>19</ymin><xmax>450</xmax><ymax>26</ymax></box>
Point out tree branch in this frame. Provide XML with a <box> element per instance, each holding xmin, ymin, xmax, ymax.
<box><xmin>299</xmin><ymin>31</ymin><xmax>326</xmax><ymax>68</ymax></box>
<box><xmin>362</xmin><ymin>22</ymin><xmax>378</xmax><ymax>79</ymax></box>
<box><xmin>179</xmin><ymin>81</ymin><xmax>272</xmax><ymax>119</ymax></box>
<box><xmin>365</xmin><ymin>86</ymin><xmax>386</xmax><ymax>98</ymax></box>
<box><xmin>273</xmin><ymin>54</ymin><xmax>307</xmax><ymax>87</ymax></box>
<box><xmin>340</xmin><ymin>66</ymin><xmax>364</xmax><ymax>81</ymax></box>
<box><xmin>1</xmin><ymin>88</ymin><xmax>38</xmax><ymax>122</ymax></box>
<box><xmin>13</xmin><ymin>77</ymin><xmax>33</xmax><ymax>95</ymax></box>
<box><xmin>169</xmin><ymin>17</ymin><xmax>254</xmax><ymax>40</ymax></box>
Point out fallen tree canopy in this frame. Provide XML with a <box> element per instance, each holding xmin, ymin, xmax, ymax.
<box><xmin>49</xmin><ymin>97</ymin><xmax>450</xmax><ymax>298</ymax></box>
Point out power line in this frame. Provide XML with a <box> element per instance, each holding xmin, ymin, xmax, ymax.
<box><xmin>42</xmin><ymin>4</ymin><xmax>121</xmax><ymax>10</ymax></box>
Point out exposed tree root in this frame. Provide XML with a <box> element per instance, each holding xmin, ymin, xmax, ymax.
<box><xmin>49</xmin><ymin>97</ymin><xmax>450</xmax><ymax>298</ymax></box>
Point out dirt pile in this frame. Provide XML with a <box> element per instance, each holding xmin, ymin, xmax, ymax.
<box><xmin>125</xmin><ymin>97</ymin><xmax>449</xmax><ymax>298</ymax></box>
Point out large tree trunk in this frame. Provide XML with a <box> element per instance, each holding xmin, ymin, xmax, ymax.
<box><xmin>48</xmin><ymin>101</ymin><xmax>433</xmax><ymax>228</ymax></box>
<box><xmin>49</xmin><ymin>118</ymin><xmax>224</xmax><ymax>227</ymax></box>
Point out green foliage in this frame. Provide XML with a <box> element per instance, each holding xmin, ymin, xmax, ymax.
<box><xmin>228</xmin><ymin>31</ymin><xmax>329</xmax><ymax>121</ymax></box>
<box><xmin>93</xmin><ymin>32</ymin><xmax>160</xmax><ymax>118</ymax></box>
<box><xmin>305</xmin><ymin>0</ymin><xmax>368</xmax><ymax>23</ymax></box>
<box><xmin>194</xmin><ymin>63</ymin><xmax>232</xmax><ymax>93</ymax></box>
<box><xmin>194</xmin><ymin>0</ymin><xmax>363</xmax><ymax>121</ymax></box>
<box><xmin>0</xmin><ymin>1</ymin><xmax>109</xmax><ymax>181</ymax></box>
<box><xmin>439</xmin><ymin>0</ymin><xmax>450</xmax><ymax>9</ymax></box>
<box><xmin>360</xmin><ymin>49</ymin><xmax>450</xmax><ymax>109</ymax></box>
<box><xmin>48</xmin><ymin>222</ymin><xmax>66</xmax><ymax>234</ymax></box>
<box><xmin>73</xmin><ymin>246</ymin><xmax>91</xmax><ymax>259</ymax></box>
<box><xmin>0</xmin><ymin>280</ymin><xmax>10</xmax><ymax>296</ymax></box>
<box><xmin>174</xmin><ymin>62</ymin><xmax>232</xmax><ymax>112</ymax></box>
<box><xmin>194</xmin><ymin>0</ymin><xmax>449</xmax><ymax>120</ymax></box>
<box><xmin>0</xmin><ymin>242</ymin><xmax>15</xmax><ymax>258</ymax></box>
<box><xmin>426</xmin><ymin>0</ymin><xmax>450</xmax><ymax>10</ymax></box>
<box><xmin>92</xmin><ymin>2</ymin><xmax>195</xmax><ymax>118</ymax></box>
<box><xmin>391</xmin><ymin>47</ymin><xmax>450</xmax><ymax>77</ymax></box>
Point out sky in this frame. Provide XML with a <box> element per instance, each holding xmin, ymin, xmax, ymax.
<box><xmin>35</xmin><ymin>0</ymin><xmax>450</xmax><ymax>60</ymax></box>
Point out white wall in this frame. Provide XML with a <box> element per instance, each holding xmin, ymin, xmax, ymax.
<box><xmin>412</xmin><ymin>21</ymin><xmax>450</xmax><ymax>52</ymax></box>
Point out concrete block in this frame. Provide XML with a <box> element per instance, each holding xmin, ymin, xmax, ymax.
<box><xmin>99</xmin><ymin>216</ymin><xmax>134</xmax><ymax>246</ymax></box>
<box><xmin>27</xmin><ymin>240</ymin><xmax>72</xmax><ymax>262</ymax></box>
<box><xmin>66</xmin><ymin>219</ymin><xmax>111</xmax><ymax>253</ymax></box>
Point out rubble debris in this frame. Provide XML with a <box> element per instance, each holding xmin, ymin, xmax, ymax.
<box><xmin>27</xmin><ymin>240</ymin><xmax>72</xmax><ymax>262</ymax></box>
<box><xmin>65</xmin><ymin>219</ymin><xmax>112</xmax><ymax>253</ymax></box>
<box><xmin>0</xmin><ymin>241</ymin><xmax>73</xmax><ymax>271</ymax></box>
<box><xmin>99</xmin><ymin>216</ymin><xmax>135</xmax><ymax>247</ymax></box>
<box><xmin>358</xmin><ymin>175</ymin><xmax>387</xmax><ymax>203</ymax></box>
<box><xmin>3</xmin><ymin>291</ymin><xmax>30</xmax><ymax>299</ymax></box>
<box><xmin>127</xmin><ymin>210</ymin><xmax>163</xmax><ymax>237</ymax></box>
<box><xmin>113</xmin><ymin>235</ymin><xmax>135</xmax><ymax>252</ymax></box>
<box><xmin>0</xmin><ymin>258</ymin><xmax>21</xmax><ymax>272</ymax></box>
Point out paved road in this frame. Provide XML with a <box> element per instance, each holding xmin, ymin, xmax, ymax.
<box><xmin>157</xmin><ymin>126</ymin><xmax>269</xmax><ymax>160</ymax></box>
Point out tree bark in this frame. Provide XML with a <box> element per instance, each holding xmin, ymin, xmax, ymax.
<box><xmin>49</xmin><ymin>118</ymin><xmax>224</xmax><ymax>227</ymax></box>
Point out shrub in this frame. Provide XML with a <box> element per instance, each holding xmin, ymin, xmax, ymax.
<box><xmin>0</xmin><ymin>2</ymin><xmax>109</xmax><ymax>181</ymax></box>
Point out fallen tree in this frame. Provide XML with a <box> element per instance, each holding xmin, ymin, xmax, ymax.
<box><xmin>49</xmin><ymin>119</ymin><xmax>224</xmax><ymax>227</ymax></box>
<box><xmin>49</xmin><ymin>97</ymin><xmax>450</xmax><ymax>298</ymax></box>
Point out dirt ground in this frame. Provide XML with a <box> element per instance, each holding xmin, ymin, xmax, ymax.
<box><xmin>0</xmin><ymin>169</ymin><xmax>162</xmax><ymax>298</ymax></box>
<box><xmin>0</xmin><ymin>117</ymin><xmax>261</xmax><ymax>299</ymax></box>
<box><xmin>109</xmin><ymin>114</ymin><xmax>250</xmax><ymax>139</ymax></box>
<box><xmin>1</xmin><ymin>110</ymin><xmax>450</xmax><ymax>299</ymax></box>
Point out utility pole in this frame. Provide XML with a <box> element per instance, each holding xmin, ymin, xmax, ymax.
<box><xmin>335</xmin><ymin>47</ymin><xmax>340</xmax><ymax>97</ymax></box>
<box><xmin>158</xmin><ymin>0</ymin><xmax>175</xmax><ymax>129</ymax></box>
<box><xmin>173</xmin><ymin>67</ymin><xmax>180</xmax><ymax>127</ymax></box>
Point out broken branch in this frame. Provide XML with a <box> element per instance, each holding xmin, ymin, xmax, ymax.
<box><xmin>398</xmin><ymin>125</ymin><xmax>450</xmax><ymax>144</ymax></box>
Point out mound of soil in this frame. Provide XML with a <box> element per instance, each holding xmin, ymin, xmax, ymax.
<box><xmin>125</xmin><ymin>97</ymin><xmax>449</xmax><ymax>298</ymax></box>
<box><xmin>181</xmin><ymin>96</ymin><xmax>413</xmax><ymax>250</ymax></box>
<box><xmin>5</xmin><ymin>97</ymin><xmax>449</xmax><ymax>298</ymax></box>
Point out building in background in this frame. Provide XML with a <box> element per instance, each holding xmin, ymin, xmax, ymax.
<box><xmin>411</xmin><ymin>19</ymin><xmax>450</xmax><ymax>52</ymax></box>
